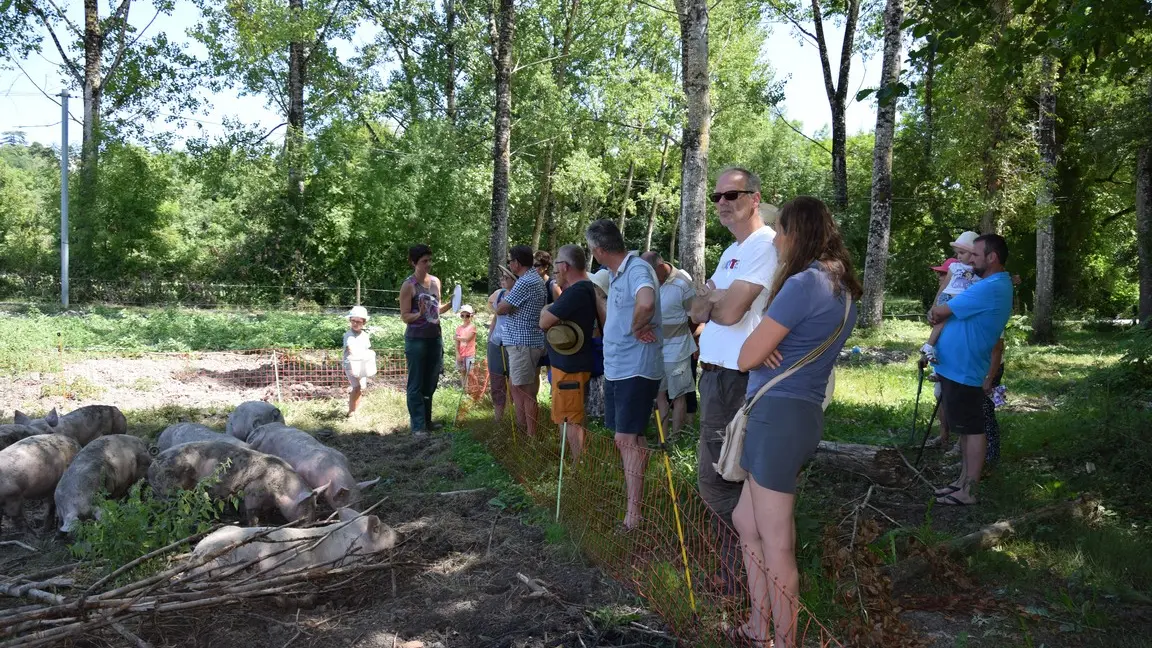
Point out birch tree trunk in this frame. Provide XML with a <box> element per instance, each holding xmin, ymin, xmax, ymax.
<box><xmin>859</xmin><ymin>0</ymin><xmax>904</xmax><ymax>329</ymax></box>
<box><xmin>445</xmin><ymin>0</ymin><xmax>456</xmax><ymax>124</ymax></box>
<box><xmin>645</xmin><ymin>137</ymin><xmax>670</xmax><ymax>252</ymax></box>
<box><xmin>1032</xmin><ymin>55</ymin><xmax>1058</xmax><ymax>344</ymax></box>
<box><xmin>287</xmin><ymin>0</ymin><xmax>306</xmax><ymax>202</ymax></box>
<box><xmin>1138</xmin><ymin>141</ymin><xmax>1152</xmax><ymax>326</ymax></box>
<box><xmin>811</xmin><ymin>0</ymin><xmax>859</xmax><ymax>212</ymax></box>
<box><xmin>530</xmin><ymin>0</ymin><xmax>580</xmax><ymax>251</ymax></box>
<box><xmin>79</xmin><ymin>0</ymin><xmax>105</xmax><ymax>209</ymax></box>
<box><xmin>618</xmin><ymin>159</ymin><xmax>635</xmax><ymax>240</ymax></box>
<box><xmin>673</xmin><ymin>0</ymin><xmax>710</xmax><ymax>286</ymax></box>
<box><xmin>488</xmin><ymin>0</ymin><xmax>514</xmax><ymax>291</ymax></box>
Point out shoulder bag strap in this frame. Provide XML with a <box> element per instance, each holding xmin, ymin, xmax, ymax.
<box><xmin>742</xmin><ymin>291</ymin><xmax>852</xmax><ymax>414</ymax></box>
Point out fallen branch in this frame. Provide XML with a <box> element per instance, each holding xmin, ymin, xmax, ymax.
<box><xmin>0</xmin><ymin>584</ymin><xmax>64</xmax><ymax>606</ymax></box>
<box><xmin>813</xmin><ymin>441</ymin><xmax>906</xmax><ymax>486</ymax></box>
<box><xmin>887</xmin><ymin>494</ymin><xmax>1102</xmax><ymax>584</ymax></box>
<box><xmin>0</xmin><ymin>543</ymin><xmax>35</xmax><ymax>553</ymax></box>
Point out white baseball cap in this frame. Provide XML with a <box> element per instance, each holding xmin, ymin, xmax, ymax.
<box><xmin>347</xmin><ymin>305</ymin><xmax>370</xmax><ymax>321</ymax></box>
<box><xmin>460</xmin><ymin>304</ymin><xmax>474</xmax><ymax>315</ymax></box>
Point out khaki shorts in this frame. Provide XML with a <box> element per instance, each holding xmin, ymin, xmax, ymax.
<box><xmin>507</xmin><ymin>346</ymin><xmax>545</xmax><ymax>386</ymax></box>
<box><xmin>659</xmin><ymin>358</ymin><xmax>695</xmax><ymax>400</ymax></box>
<box><xmin>551</xmin><ymin>368</ymin><xmax>590</xmax><ymax>424</ymax></box>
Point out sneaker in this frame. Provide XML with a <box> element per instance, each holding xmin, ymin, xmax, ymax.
<box><xmin>920</xmin><ymin>343</ymin><xmax>939</xmax><ymax>364</ymax></box>
<box><xmin>413</xmin><ymin>429</ymin><xmax>429</xmax><ymax>439</ymax></box>
<box><xmin>428</xmin><ymin>421</ymin><xmax>445</xmax><ymax>432</ymax></box>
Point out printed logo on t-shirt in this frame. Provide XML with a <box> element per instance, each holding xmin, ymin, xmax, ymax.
<box><xmin>726</xmin><ymin>258</ymin><xmax>739</xmax><ymax>270</ymax></box>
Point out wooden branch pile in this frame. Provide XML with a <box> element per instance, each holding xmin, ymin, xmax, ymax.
<box><xmin>0</xmin><ymin>505</ymin><xmax>398</xmax><ymax>648</ymax></box>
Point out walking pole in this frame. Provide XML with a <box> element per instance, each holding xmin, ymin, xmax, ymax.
<box><xmin>908</xmin><ymin>362</ymin><xmax>926</xmax><ymax>445</ymax></box>
<box><xmin>555</xmin><ymin>418</ymin><xmax>568</xmax><ymax>521</ymax></box>
<box><xmin>915</xmin><ymin>397</ymin><xmax>943</xmax><ymax>468</ymax></box>
<box><xmin>654</xmin><ymin>409</ymin><xmax>697</xmax><ymax>614</ymax></box>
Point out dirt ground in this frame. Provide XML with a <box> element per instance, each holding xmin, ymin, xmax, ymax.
<box><xmin>0</xmin><ymin>355</ymin><xmax>673</xmax><ymax>648</ymax></box>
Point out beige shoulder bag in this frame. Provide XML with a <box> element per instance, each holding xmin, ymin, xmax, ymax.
<box><xmin>713</xmin><ymin>295</ymin><xmax>851</xmax><ymax>482</ymax></box>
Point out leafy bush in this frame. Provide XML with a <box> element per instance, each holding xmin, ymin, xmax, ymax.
<box><xmin>69</xmin><ymin>462</ymin><xmax>239</xmax><ymax>579</ymax></box>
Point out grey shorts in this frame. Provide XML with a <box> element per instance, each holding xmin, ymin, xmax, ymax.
<box><xmin>507</xmin><ymin>345</ymin><xmax>545</xmax><ymax>386</ymax></box>
<box><xmin>740</xmin><ymin>395</ymin><xmax>823</xmax><ymax>494</ymax></box>
<box><xmin>659</xmin><ymin>358</ymin><xmax>695</xmax><ymax>400</ymax></box>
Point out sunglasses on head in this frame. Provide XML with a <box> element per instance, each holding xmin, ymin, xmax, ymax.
<box><xmin>708</xmin><ymin>189</ymin><xmax>756</xmax><ymax>203</ymax></box>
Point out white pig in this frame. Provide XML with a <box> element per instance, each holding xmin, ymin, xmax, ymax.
<box><xmin>0</xmin><ymin>424</ymin><xmax>36</xmax><ymax>452</ymax></box>
<box><xmin>187</xmin><ymin>507</ymin><xmax>397</xmax><ymax>578</ymax></box>
<box><xmin>225</xmin><ymin>401</ymin><xmax>284</xmax><ymax>442</ymax></box>
<box><xmin>246</xmin><ymin>423</ymin><xmax>379</xmax><ymax>510</ymax></box>
<box><xmin>55</xmin><ymin>434</ymin><xmax>152</xmax><ymax>533</ymax></box>
<box><xmin>14</xmin><ymin>405</ymin><xmax>127</xmax><ymax>447</ymax></box>
<box><xmin>156</xmin><ymin>423</ymin><xmax>249</xmax><ymax>452</ymax></box>
<box><xmin>0</xmin><ymin>434</ymin><xmax>81</xmax><ymax>531</ymax></box>
<box><xmin>147</xmin><ymin>441</ymin><xmax>326</xmax><ymax>524</ymax></box>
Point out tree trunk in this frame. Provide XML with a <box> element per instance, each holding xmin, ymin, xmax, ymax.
<box><xmin>811</xmin><ymin>0</ymin><xmax>859</xmax><ymax>212</ymax></box>
<box><xmin>286</xmin><ymin>0</ymin><xmax>306</xmax><ymax>202</ymax></box>
<box><xmin>1138</xmin><ymin>141</ymin><xmax>1152</xmax><ymax>326</ymax></box>
<box><xmin>645</xmin><ymin>137</ymin><xmax>670</xmax><ymax>253</ymax></box>
<box><xmin>618</xmin><ymin>159</ymin><xmax>635</xmax><ymax>240</ymax></box>
<box><xmin>79</xmin><ymin>0</ymin><xmax>104</xmax><ymax>213</ymax></box>
<box><xmin>445</xmin><ymin>0</ymin><xmax>456</xmax><ymax>124</ymax></box>
<box><xmin>811</xmin><ymin>441</ymin><xmax>905</xmax><ymax>487</ymax></box>
<box><xmin>488</xmin><ymin>0</ymin><xmax>514</xmax><ymax>291</ymax></box>
<box><xmin>859</xmin><ymin>0</ymin><xmax>904</xmax><ymax>329</ymax></box>
<box><xmin>922</xmin><ymin>43</ymin><xmax>934</xmax><ymax>164</ymax></box>
<box><xmin>669</xmin><ymin>211</ymin><xmax>679</xmax><ymax>262</ymax></box>
<box><xmin>529</xmin><ymin>0</ymin><xmax>580</xmax><ymax>252</ymax></box>
<box><xmin>1032</xmin><ymin>55</ymin><xmax>1058</xmax><ymax>344</ymax></box>
<box><xmin>673</xmin><ymin>0</ymin><xmax>710</xmax><ymax>286</ymax></box>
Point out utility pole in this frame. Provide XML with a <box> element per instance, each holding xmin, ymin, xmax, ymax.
<box><xmin>59</xmin><ymin>91</ymin><xmax>69</xmax><ymax>307</ymax></box>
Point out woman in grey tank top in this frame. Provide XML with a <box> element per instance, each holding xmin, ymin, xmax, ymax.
<box><xmin>400</xmin><ymin>244</ymin><xmax>450</xmax><ymax>435</ymax></box>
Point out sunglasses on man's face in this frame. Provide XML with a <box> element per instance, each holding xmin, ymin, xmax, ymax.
<box><xmin>709</xmin><ymin>189</ymin><xmax>756</xmax><ymax>204</ymax></box>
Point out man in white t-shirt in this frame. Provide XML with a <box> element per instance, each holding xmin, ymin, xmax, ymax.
<box><xmin>688</xmin><ymin>166</ymin><xmax>778</xmax><ymax>594</ymax></box>
<box><xmin>642</xmin><ymin>250</ymin><xmax>697</xmax><ymax>440</ymax></box>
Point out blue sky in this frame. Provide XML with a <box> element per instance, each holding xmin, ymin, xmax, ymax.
<box><xmin>0</xmin><ymin>7</ymin><xmax>885</xmax><ymax>149</ymax></box>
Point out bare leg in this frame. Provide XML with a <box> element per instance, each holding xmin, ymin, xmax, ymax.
<box><xmin>734</xmin><ymin>480</ymin><xmax>801</xmax><ymax>648</ymax></box>
<box><xmin>615</xmin><ymin>433</ymin><xmax>648</xmax><ymax>529</ymax></box>
<box><xmin>566</xmin><ymin>423</ymin><xmax>586</xmax><ymax>462</ymax></box>
<box><xmin>510</xmin><ymin>384</ymin><xmax>527</xmax><ymax>432</ymax></box>
<box><xmin>671</xmin><ymin>394</ymin><xmax>687</xmax><ymax>437</ymax></box>
<box><xmin>347</xmin><ymin>384</ymin><xmax>362</xmax><ymax>416</ymax></box>
<box><xmin>926</xmin><ymin>321</ymin><xmax>945</xmax><ymax>347</ymax></box>
<box><xmin>519</xmin><ymin>379</ymin><xmax>541</xmax><ymax>436</ymax></box>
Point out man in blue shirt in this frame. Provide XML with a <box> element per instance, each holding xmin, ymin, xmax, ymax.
<box><xmin>586</xmin><ymin>219</ymin><xmax>663</xmax><ymax>531</ymax></box>
<box><xmin>925</xmin><ymin>234</ymin><xmax>1014</xmax><ymax>506</ymax></box>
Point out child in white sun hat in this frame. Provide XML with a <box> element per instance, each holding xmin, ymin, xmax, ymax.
<box><xmin>454</xmin><ymin>304</ymin><xmax>477</xmax><ymax>386</ymax></box>
<box><xmin>343</xmin><ymin>305</ymin><xmax>376</xmax><ymax>416</ymax></box>
<box><xmin>922</xmin><ymin>230</ymin><xmax>980</xmax><ymax>365</ymax></box>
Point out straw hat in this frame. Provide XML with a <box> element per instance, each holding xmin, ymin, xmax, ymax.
<box><xmin>546</xmin><ymin>321</ymin><xmax>585</xmax><ymax>355</ymax></box>
<box><xmin>589</xmin><ymin>268</ymin><xmax>610</xmax><ymax>295</ymax></box>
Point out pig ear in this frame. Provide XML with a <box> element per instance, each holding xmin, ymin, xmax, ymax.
<box><xmin>46</xmin><ymin>408</ymin><xmax>60</xmax><ymax>426</ymax></box>
<box><xmin>334</xmin><ymin>487</ymin><xmax>350</xmax><ymax>505</ymax></box>
<box><xmin>337</xmin><ymin>507</ymin><xmax>359</xmax><ymax>522</ymax></box>
<box><xmin>368</xmin><ymin>517</ymin><xmax>381</xmax><ymax>534</ymax></box>
<box><xmin>312</xmin><ymin>481</ymin><xmax>332</xmax><ymax>496</ymax></box>
<box><xmin>356</xmin><ymin>477</ymin><xmax>381</xmax><ymax>491</ymax></box>
<box><xmin>13</xmin><ymin>410</ymin><xmax>30</xmax><ymax>425</ymax></box>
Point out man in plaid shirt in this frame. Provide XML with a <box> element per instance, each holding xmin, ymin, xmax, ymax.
<box><xmin>497</xmin><ymin>244</ymin><xmax>548</xmax><ymax>435</ymax></box>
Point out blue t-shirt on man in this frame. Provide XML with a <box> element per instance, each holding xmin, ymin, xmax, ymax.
<box><xmin>604</xmin><ymin>253</ymin><xmax>664</xmax><ymax>381</ymax></box>
<box><xmin>936</xmin><ymin>271</ymin><xmax>1013</xmax><ymax>387</ymax></box>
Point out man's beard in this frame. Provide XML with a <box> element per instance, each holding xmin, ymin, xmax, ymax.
<box><xmin>973</xmin><ymin>265</ymin><xmax>987</xmax><ymax>277</ymax></box>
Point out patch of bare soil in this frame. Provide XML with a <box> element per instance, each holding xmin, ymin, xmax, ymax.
<box><xmin>0</xmin><ymin>426</ymin><xmax>671</xmax><ymax>648</ymax></box>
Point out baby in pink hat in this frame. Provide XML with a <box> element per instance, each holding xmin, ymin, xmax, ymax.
<box><xmin>922</xmin><ymin>231</ymin><xmax>981</xmax><ymax>364</ymax></box>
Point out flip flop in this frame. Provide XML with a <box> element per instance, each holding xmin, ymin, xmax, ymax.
<box><xmin>933</xmin><ymin>484</ymin><xmax>962</xmax><ymax>496</ymax></box>
<box><xmin>936</xmin><ymin>494</ymin><xmax>976</xmax><ymax>506</ymax></box>
<box><xmin>723</xmin><ymin>623</ymin><xmax>772</xmax><ymax>647</ymax></box>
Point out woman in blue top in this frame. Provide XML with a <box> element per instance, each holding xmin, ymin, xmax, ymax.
<box><xmin>732</xmin><ymin>197</ymin><xmax>862</xmax><ymax>648</ymax></box>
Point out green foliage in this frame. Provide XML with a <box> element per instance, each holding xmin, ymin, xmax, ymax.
<box><xmin>69</xmin><ymin>465</ymin><xmax>238</xmax><ymax>580</ymax></box>
<box><xmin>450</xmin><ymin>429</ymin><xmax>531</xmax><ymax>511</ymax></box>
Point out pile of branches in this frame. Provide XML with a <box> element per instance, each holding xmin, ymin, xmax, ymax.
<box><xmin>0</xmin><ymin>504</ymin><xmax>403</xmax><ymax>648</ymax></box>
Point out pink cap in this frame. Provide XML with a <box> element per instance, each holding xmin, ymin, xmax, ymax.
<box><xmin>930</xmin><ymin>258</ymin><xmax>957</xmax><ymax>273</ymax></box>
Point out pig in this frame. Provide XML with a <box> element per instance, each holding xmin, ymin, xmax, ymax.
<box><xmin>246</xmin><ymin>423</ymin><xmax>380</xmax><ymax>511</ymax></box>
<box><xmin>156</xmin><ymin>423</ymin><xmax>249</xmax><ymax>453</ymax></box>
<box><xmin>225</xmin><ymin>402</ymin><xmax>284</xmax><ymax>442</ymax></box>
<box><xmin>147</xmin><ymin>441</ymin><xmax>326</xmax><ymax>524</ymax></box>
<box><xmin>14</xmin><ymin>405</ymin><xmax>127</xmax><ymax>447</ymax></box>
<box><xmin>187</xmin><ymin>507</ymin><xmax>397</xmax><ymax>579</ymax></box>
<box><xmin>54</xmin><ymin>435</ymin><xmax>152</xmax><ymax>533</ymax></box>
<box><xmin>0</xmin><ymin>434</ymin><xmax>81</xmax><ymax>532</ymax></box>
<box><xmin>0</xmin><ymin>424</ymin><xmax>36</xmax><ymax>451</ymax></box>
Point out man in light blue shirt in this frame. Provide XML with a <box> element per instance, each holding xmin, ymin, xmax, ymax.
<box><xmin>925</xmin><ymin>234</ymin><xmax>1014</xmax><ymax>506</ymax></box>
<box><xmin>586</xmin><ymin>219</ymin><xmax>662</xmax><ymax>532</ymax></box>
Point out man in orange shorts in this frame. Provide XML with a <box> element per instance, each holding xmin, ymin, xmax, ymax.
<box><xmin>539</xmin><ymin>244</ymin><xmax>604</xmax><ymax>461</ymax></box>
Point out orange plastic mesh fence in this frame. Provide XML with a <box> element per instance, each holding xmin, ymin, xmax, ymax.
<box><xmin>459</xmin><ymin>365</ymin><xmax>844</xmax><ymax>647</ymax></box>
